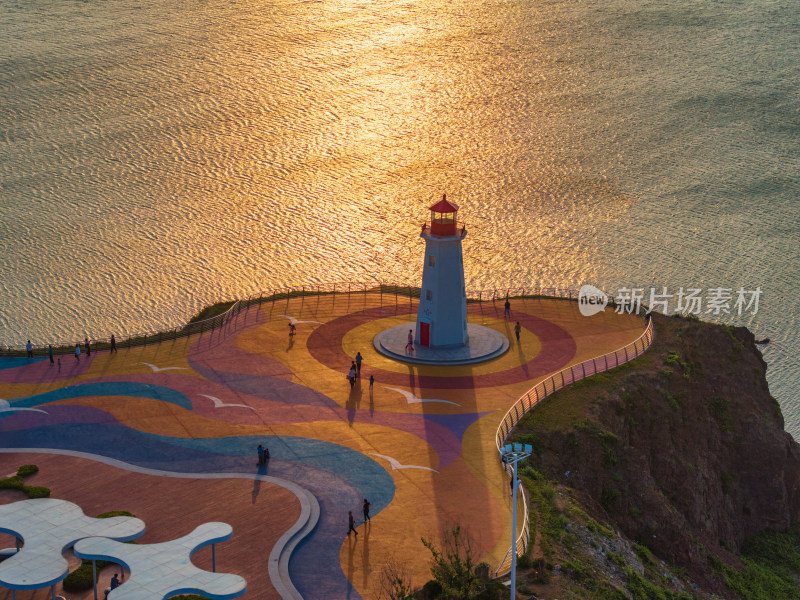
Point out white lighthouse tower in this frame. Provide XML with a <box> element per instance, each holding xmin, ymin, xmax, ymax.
<box><xmin>415</xmin><ymin>195</ymin><xmax>468</xmax><ymax>348</ymax></box>
<box><xmin>373</xmin><ymin>194</ymin><xmax>508</xmax><ymax>365</ymax></box>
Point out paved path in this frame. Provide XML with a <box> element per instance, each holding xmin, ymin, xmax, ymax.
<box><xmin>0</xmin><ymin>294</ymin><xmax>643</xmax><ymax>599</ymax></box>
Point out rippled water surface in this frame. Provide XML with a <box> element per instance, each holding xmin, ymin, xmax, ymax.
<box><xmin>1</xmin><ymin>0</ymin><xmax>798</xmax><ymax>432</ymax></box>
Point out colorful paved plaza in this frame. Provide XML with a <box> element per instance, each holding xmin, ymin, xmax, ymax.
<box><xmin>0</xmin><ymin>293</ymin><xmax>644</xmax><ymax>599</ymax></box>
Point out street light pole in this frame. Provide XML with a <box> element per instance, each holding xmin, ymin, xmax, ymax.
<box><xmin>501</xmin><ymin>443</ymin><xmax>532</xmax><ymax>600</ymax></box>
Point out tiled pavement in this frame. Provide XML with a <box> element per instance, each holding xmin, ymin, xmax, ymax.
<box><xmin>0</xmin><ymin>294</ymin><xmax>644</xmax><ymax>599</ymax></box>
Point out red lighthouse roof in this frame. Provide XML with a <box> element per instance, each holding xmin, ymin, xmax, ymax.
<box><xmin>429</xmin><ymin>194</ymin><xmax>459</xmax><ymax>213</ymax></box>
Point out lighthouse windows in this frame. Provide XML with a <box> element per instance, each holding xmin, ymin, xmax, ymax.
<box><xmin>426</xmin><ymin>289</ymin><xmax>433</xmax><ymax>301</ymax></box>
<box><xmin>428</xmin><ymin>255</ymin><xmax>436</xmax><ymax>267</ymax></box>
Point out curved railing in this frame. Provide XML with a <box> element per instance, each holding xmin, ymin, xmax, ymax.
<box><xmin>0</xmin><ymin>283</ymin><xmax>617</xmax><ymax>357</ymax></box>
<box><xmin>493</xmin><ymin>316</ymin><xmax>656</xmax><ymax>576</ymax></box>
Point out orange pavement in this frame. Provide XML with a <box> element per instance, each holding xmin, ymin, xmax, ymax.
<box><xmin>0</xmin><ymin>293</ymin><xmax>644</xmax><ymax>599</ymax></box>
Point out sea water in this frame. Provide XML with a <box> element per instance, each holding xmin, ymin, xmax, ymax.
<box><xmin>1</xmin><ymin>0</ymin><xmax>798</xmax><ymax>433</ymax></box>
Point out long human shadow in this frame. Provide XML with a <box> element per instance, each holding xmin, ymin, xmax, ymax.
<box><xmin>252</xmin><ymin>460</ymin><xmax>270</xmax><ymax>504</ymax></box>
<box><xmin>347</xmin><ymin>377</ymin><xmax>363</xmax><ymax>426</ymax></box>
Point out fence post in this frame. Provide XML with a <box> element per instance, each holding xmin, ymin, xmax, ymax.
<box><xmin>604</xmin><ymin>354</ymin><xmax>608</xmax><ymax>370</ymax></box>
<box><xmin>582</xmin><ymin>362</ymin><xmax>586</xmax><ymax>378</ymax></box>
<box><xmin>625</xmin><ymin>347</ymin><xmax>629</xmax><ymax>362</ymax></box>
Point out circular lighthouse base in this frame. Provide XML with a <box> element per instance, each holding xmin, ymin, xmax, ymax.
<box><xmin>373</xmin><ymin>323</ymin><xmax>509</xmax><ymax>366</ymax></box>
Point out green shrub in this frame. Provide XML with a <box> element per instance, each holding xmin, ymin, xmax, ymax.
<box><xmin>551</xmin><ymin>514</ymin><xmax>569</xmax><ymax>530</ymax></box>
<box><xmin>539</xmin><ymin>484</ymin><xmax>555</xmax><ymax>504</ymax></box>
<box><xmin>422</xmin><ymin>579</ymin><xmax>443</xmax><ymax>598</ymax></box>
<box><xmin>16</xmin><ymin>464</ymin><xmax>39</xmax><ymax>477</ymax></box>
<box><xmin>0</xmin><ymin>476</ymin><xmax>23</xmax><ymax>490</ymax></box>
<box><xmin>0</xmin><ymin>467</ymin><xmax>50</xmax><ymax>498</ymax></box>
<box><xmin>62</xmin><ymin>559</ymin><xmax>115</xmax><ymax>591</ymax></box>
<box><xmin>513</xmin><ymin>433</ymin><xmax>543</xmax><ymax>456</ymax></box>
<box><xmin>24</xmin><ymin>486</ymin><xmax>50</xmax><ymax>498</ymax></box>
<box><xmin>564</xmin><ymin>559</ymin><xmax>592</xmax><ymax>582</ymax></box>
<box><xmin>97</xmin><ymin>510</ymin><xmax>136</xmax><ymax>518</ymax></box>
<box><xmin>421</xmin><ymin>526</ymin><xmax>484</xmax><ymax>599</ymax></box>
<box><xmin>708</xmin><ymin>397</ymin><xmax>733</xmax><ymax>431</ymax></box>
<box><xmin>607</xmin><ymin>551</ymin><xmax>627</xmax><ymax>569</ymax></box>
<box><xmin>519</xmin><ymin>465</ymin><xmax>543</xmax><ymax>480</ymax></box>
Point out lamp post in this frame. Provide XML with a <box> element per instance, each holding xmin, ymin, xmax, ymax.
<box><xmin>501</xmin><ymin>442</ymin><xmax>532</xmax><ymax>600</ymax></box>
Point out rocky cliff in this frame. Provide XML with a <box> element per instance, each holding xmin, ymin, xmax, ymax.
<box><xmin>522</xmin><ymin>313</ymin><xmax>800</xmax><ymax>596</ymax></box>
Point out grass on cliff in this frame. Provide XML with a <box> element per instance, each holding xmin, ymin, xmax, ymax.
<box><xmin>709</xmin><ymin>525</ymin><xmax>800</xmax><ymax>599</ymax></box>
<box><xmin>512</xmin><ymin>463</ymin><xmax>691</xmax><ymax>600</ymax></box>
<box><xmin>505</xmin><ymin>313</ymin><xmax>796</xmax><ymax>599</ymax></box>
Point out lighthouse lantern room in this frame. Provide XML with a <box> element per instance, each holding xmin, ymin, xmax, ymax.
<box><xmin>415</xmin><ymin>194</ymin><xmax>469</xmax><ymax>348</ymax></box>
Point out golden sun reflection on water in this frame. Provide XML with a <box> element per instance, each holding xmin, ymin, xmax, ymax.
<box><xmin>1</xmin><ymin>0</ymin><xmax>796</xmax><ymax>435</ymax></box>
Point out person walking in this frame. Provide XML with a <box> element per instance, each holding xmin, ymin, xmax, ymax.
<box><xmin>355</xmin><ymin>352</ymin><xmax>363</xmax><ymax>377</ymax></box>
<box><xmin>363</xmin><ymin>498</ymin><xmax>371</xmax><ymax>523</ymax></box>
<box><xmin>347</xmin><ymin>367</ymin><xmax>357</xmax><ymax>388</ymax></box>
<box><xmin>369</xmin><ymin>374</ymin><xmax>374</xmax><ymax>389</ymax></box>
<box><xmin>26</xmin><ymin>340</ymin><xmax>33</xmax><ymax>359</ymax></box>
<box><xmin>74</xmin><ymin>343</ymin><xmax>81</xmax><ymax>362</ymax></box>
<box><xmin>348</xmin><ymin>511</ymin><xmax>358</xmax><ymax>537</ymax></box>
<box><xmin>85</xmin><ymin>337</ymin><xmax>91</xmax><ymax>357</ymax></box>
<box><xmin>514</xmin><ymin>321</ymin><xmax>521</xmax><ymax>342</ymax></box>
<box><xmin>110</xmin><ymin>334</ymin><xmax>117</xmax><ymax>353</ymax></box>
<box><xmin>104</xmin><ymin>572</ymin><xmax>120</xmax><ymax>599</ymax></box>
<box><xmin>48</xmin><ymin>344</ymin><xmax>54</xmax><ymax>366</ymax></box>
<box><xmin>257</xmin><ymin>444</ymin><xmax>265</xmax><ymax>466</ymax></box>
<box><xmin>504</xmin><ymin>298</ymin><xmax>511</xmax><ymax>319</ymax></box>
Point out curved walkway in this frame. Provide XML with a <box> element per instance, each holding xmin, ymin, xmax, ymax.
<box><xmin>0</xmin><ymin>292</ymin><xmax>645</xmax><ymax>599</ymax></box>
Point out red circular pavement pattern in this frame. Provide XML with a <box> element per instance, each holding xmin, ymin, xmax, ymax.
<box><xmin>306</xmin><ymin>305</ymin><xmax>577</xmax><ymax>389</ymax></box>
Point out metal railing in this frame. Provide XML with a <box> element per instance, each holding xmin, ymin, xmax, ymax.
<box><xmin>1</xmin><ymin>283</ymin><xmax>625</xmax><ymax>357</ymax></box>
<box><xmin>493</xmin><ymin>316</ymin><xmax>656</xmax><ymax>576</ymax></box>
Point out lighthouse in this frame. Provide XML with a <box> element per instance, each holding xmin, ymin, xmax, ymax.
<box><xmin>373</xmin><ymin>194</ymin><xmax>508</xmax><ymax>365</ymax></box>
<box><xmin>415</xmin><ymin>195</ymin><xmax>468</xmax><ymax>348</ymax></box>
